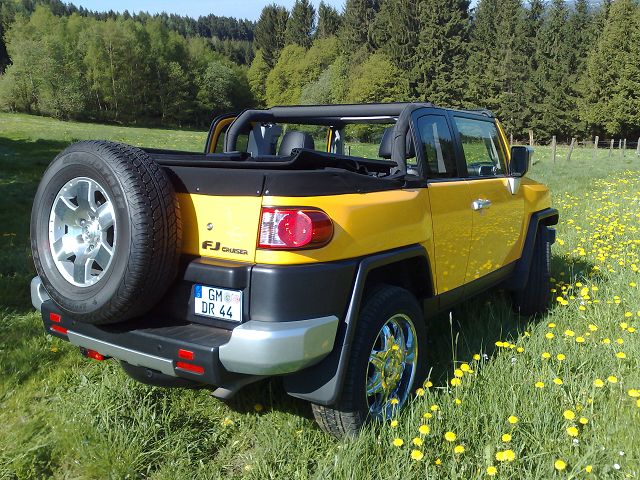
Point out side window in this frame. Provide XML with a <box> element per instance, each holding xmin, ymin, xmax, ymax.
<box><xmin>416</xmin><ymin>115</ymin><xmax>457</xmax><ymax>179</ymax></box>
<box><xmin>454</xmin><ymin>117</ymin><xmax>506</xmax><ymax>177</ymax></box>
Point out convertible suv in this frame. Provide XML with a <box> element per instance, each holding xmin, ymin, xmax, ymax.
<box><xmin>30</xmin><ymin>103</ymin><xmax>557</xmax><ymax>437</ymax></box>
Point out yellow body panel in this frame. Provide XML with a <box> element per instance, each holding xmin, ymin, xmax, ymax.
<box><xmin>465</xmin><ymin>178</ymin><xmax>524</xmax><ymax>281</ymax></box>
<box><xmin>426</xmin><ymin>181</ymin><xmax>472</xmax><ymax>293</ymax></box>
<box><xmin>254</xmin><ymin>189</ymin><xmax>434</xmax><ymax>266</ymax></box>
<box><xmin>178</xmin><ymin>193</ymin><xmax>263</xmax><ymax>262</ymax></box>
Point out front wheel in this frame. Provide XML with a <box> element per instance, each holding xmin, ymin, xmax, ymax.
<box><xmin>312</xmin><ymin>285</ymin><xmax>427</xmax><ymax>438</ymax></box>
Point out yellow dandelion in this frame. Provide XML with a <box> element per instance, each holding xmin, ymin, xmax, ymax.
<box><xmin>454</xmin><ymin>445</ymin><xmax>465</xmax><ymax>454</ymax></box>
<box><xmin>602</xmin><ymin>338</ymin><xmax>611</xmax><ymax>344</ymax></box>
<box><xmin>454</xmin><ymin>369</ymin><xmax>464</xmax><ymax>378</ymax></box>
<box><xmin>616</xmin><ymin>352</ymin><xmax>626</xmax><ymax>359</ymax></box>
<box><xmin>451</xmin><ymin>378</ymin><xmax>462</xmax><ymax>386</ymax></box>
<box><xmin>579</xmin><ymin>417</ymin><xmax>588</xmax><ymax>425</ymax></box>
<box><xmin>542</xmin><ymin>352</ymin><xmax>551</xmax><ymax>359</ymax></box>
<box><xmin>444</xmin><ymin>431</ymin><xmax>457</xmax><ymax>442</ymax></box>
<box><xmin>473</xmin><ymin>354</ymin><xmax>481</xmax><ymax>361</ymax></box>
<box><xmin>424</xmin><ymin>380</ymin><xmax>433</xmax><ymax>388</ymax></box>
<box><xmin>390</xmin><ymin>398</ymin><xmax>399</xmax><ymax>405</ymax></box>
<box><xmin>423</xmin><ymin>412</ymin><xmax>433</xmax><ymax>419</ymax></box>
<box><xmin>553</xmin><ymin>378</ymin><xmax>563</xmax><ymax>385</ymax></box>
<box><xmin>461</xmin><ymin>363</ymin><xmax>471</xmax><ymax>372</ymax></box>
<box><xmin>548</xmin><ymin>322</ymin><xmax>556</xmax><ymax>328</ymax></box>
<box><xmin>593</xmin><ymin>378</ymin><xmax>605</xmax><ymax>388</ymax></box>
<box><xmin>588</xmin><ymin>324</ymin><xmax>598</xmax><ymax>331</ymax></box>
<box><xmin>586</xmin><ymin>465</ymin><xmax>593</xmax><ymax>473</ymax></box>
<box><xmin>419</xmin><ymin>424</ymin><xmax>430</xmax><ymax>435</ymax></box>
<box><xmin>616</xmin><ymin>338</ymin><xmax>624</xmax><ymax>344</ymax></box>
<box><xmin>454</xmin><ymin>398</ymin><xmax>462</xmax><ymax>405</ymax></box>
<box><xmin>507</xmin><ymin>415</ymin><xmax>519</xmax><ymax>424</ymax></box>
<box><xmin>624</xmin><ymin>311</ymin><xmax>633</xmax><ymax>317</ymax></box>
<box><xmin>576</xmin><ymin>336</ymin><xmax>585</xmax><ymax>343</ymax></box>
<box><xmin>535</xmin><ymin>381</ymin><xmax>545</xmax><ymax>389</ymax></box>
<box><xmin>627</xmin><ymin>389</ymin><xmax>640</xmax><ymax>398</ymax></box>
<box><xmin>557</xmin><ymin>353</ymin><xmax>566</xmax><ymax>361</ymax></box>
<box><xmin>607</xmin><ymin>375</ymin><xmax>618</xmax><ymax>384</ymax></box>
<box><xmin>410</xmin><ymin>449</ymin><xmax>424</xmax><ymax>461</ymax></box>
<box><xmin>415</xmin><ymin>387</ymin><xmax>425</xmax><ymax>396</ymax></box>
<box><xmin>554</xmin><ymin>459</ymin><xmax>567</xmax><ymax>471</ymax></box>
<box><xmin>430</xmin><ymin>404</ymin><xmax>439</xmax><ymax>411</ymax></box>
<box><xmin>546</xmin><ymin>332</ymin><xmax>555</xmax><ymax>339</ymax></box>
<box><xmin>563</xmin><ymin>410</ymin><xmax>576</xmax><ymax>420</ymax></box>
<box><xmin>435</xmin><ymin>458</ymin><xmax>442</xmax><ymax>465</ymax></box>
<box><xmin>564</xmin><ymin>329</ymin><xmax>575</xmax><ymax>337</ymax></box>
<box><xmin>566</xmin><ymin>426</ymin><xmax>579</xmax><ymax>437</ymax></box>
<box><xmin>501</xmin><ymin>433</ymin><xmax>512</xmax><ymax>442</ymax></box>
<box><xmin>486</xmin><ymin>465</ymin><xmax>497</xmax><ymax>476</ymax></box>
<box><xmin>390</xmin><ymin>419</ymin><xmax>399</xmax><ymax>428</ymax></box>
<box><xmin>392</xmin><ymin>438</ymin><xmax>404</xmax><ymax>447</ymax></box>
<box><xmin>412</xmin><ymin>437</ymin><xmax>423</xmax><ymax>446</ymax></box>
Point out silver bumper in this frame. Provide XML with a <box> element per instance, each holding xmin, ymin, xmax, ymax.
<box><xmin>219</xmin><ymin>316</ymin><xmax>339</xmax><ymax>375</ymax></box>
<box><xmin>31</xmin><ymin>277</ymin><xmax>50</xmax><ymax>312</ymax></box>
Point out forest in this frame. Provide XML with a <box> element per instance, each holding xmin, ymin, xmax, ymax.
<box><xmin>0</xmin><ymin>0</ymin><xmax>638</xmax><ymax>140</ymax></box>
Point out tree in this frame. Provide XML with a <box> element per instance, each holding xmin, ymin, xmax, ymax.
<box><xmin>285</xmin><ymin>0</ymin><xmax>315</xmax><ymax>47</ymax></box>
<box><xmin>346</xmin><ymin>52</ymin><xmax>408</xmax><ymax>104</ymax></box>
<box><xmin>338</xmin><ymin>0</ymin><xmax>379</xmax><ymax>56</ymax></box>
<box><xmin>372</xmin><ymin>0</ymin><xmax>419</xmax><ymax>73</ymax></box>
<box><xmin>248</xmin><ymin>50</ymin><xmax>270</xmax><ymax>106</ymax></box>
<box><xmin>254</xmin><ymin>4</ymin><xmax>288</xmax><ymax>68</ymax></box>
<box><xmin>316</xmin><ymin>1</ymin><xmax>341</xmax><ymax>39</ymax></box>
<box><xmin>580</xmin><ymin>0</ymin><xmax>640</xmax><ymax>137</ymax></box>
<box><xmin>412</xmin><ymin>0</ymin><xmax>469</xmax><ymax>106</ymax></box>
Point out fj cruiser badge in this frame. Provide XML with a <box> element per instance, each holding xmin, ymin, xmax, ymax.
<box><xmin>202</xmin><ymin>240</ymin><xmax>248</xmax><ymax>256</ymax></box>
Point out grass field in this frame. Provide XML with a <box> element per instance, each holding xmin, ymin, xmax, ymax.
<box><xmin>1</xmin><ymin>112</ymin><xmax>639</xmax><ymax>479</ymax></box>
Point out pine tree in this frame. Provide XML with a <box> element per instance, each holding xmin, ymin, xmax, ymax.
<box><xmin>285</xmin><ymin>0</ymin><xmax>315</xmax><ymax>47</ymax></box>
<box><xmin>580</xmin><ymin>0</ymin><xmax>640</xmax><ymax>137</ymax></box>
<box><xmin>338</xmin><ymin>0</ymin><xmax>380</xmax><ymax>56</ymax></box>
<box><xmin>255</xmin><ymin>4</ymin><xmax>289</xmax><ymax>68</ymax></box>
<box><xmin>373</xmin><ymin>0</ymin><xmax>419</xmax><ymax>73</ymax></box>
<box><xmin>316</xmin><ymin>1</ymin><xmax>341</xmax><ymax>39</ymax></box>
<box><xmin>533</xmin><ymin>0</ymin><xmax>576</xmax><ymax>139</ymax></box>
<box><xmin>412</xmin><ymin>0</ymin><xmax>469</xmax><ymax>106</ymax></box>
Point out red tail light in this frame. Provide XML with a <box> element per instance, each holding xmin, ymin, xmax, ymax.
<box><xmin>258</xmin><ymin>207</ymin><xmax>333</xmax><ymax>249</ymax></box>
<box><xmin>50</xmin><ymin>324</ymin><xmax>68</xmax><ymax>335</ymax></box>
<box><xmin>176</xmin><ymin>361</ymin><xmax>205</xmax><ymax>375</ymax></box>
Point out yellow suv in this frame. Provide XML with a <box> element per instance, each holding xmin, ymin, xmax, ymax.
<box><xmin>30</xmin><ymin>103</ymin><xmax>557</xmax><ymax>437</ymax></box>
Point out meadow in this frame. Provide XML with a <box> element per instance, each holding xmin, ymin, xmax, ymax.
<box><xmin>0</xmin><ymin>113</ymin><xmax>638</xmax><ymax>479</ymax></box>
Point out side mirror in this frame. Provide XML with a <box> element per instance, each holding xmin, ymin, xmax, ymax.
<box><xmin>510</xmin><ymin>146</ymin><xmax>533</xmax><ymax>177</ymax></box>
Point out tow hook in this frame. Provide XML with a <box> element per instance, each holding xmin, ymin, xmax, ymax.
<box><xmin>79</xmin><ymin>347</ymin><xmax>110</xmax><ymax>361</ymax></box>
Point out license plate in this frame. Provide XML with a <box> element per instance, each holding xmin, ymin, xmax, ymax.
<box><xmin>194</xmin><ymin>285</ymin><xmax>242</xmax><ymax>322</ymax></box>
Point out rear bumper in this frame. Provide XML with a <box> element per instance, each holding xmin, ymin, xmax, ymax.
<box><xmin>36</xmin><ymin>285</ymin><xmax>340</xmax><ymax>382</ymax></box>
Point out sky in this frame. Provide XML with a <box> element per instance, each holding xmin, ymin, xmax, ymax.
<box><xmin>70</xmin><ymin>1</ymin><xmax>347</xmax><ymax>21</ymax></box>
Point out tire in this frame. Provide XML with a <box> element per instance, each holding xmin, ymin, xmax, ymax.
<box><xmin>512</xmin><ymin>225</ymin><xmax>551</xmax><ymax>316</ymax></box>
<box><xmin>312</xmin><ymin>284</ymin><xmax>427</xmax><ymax>438</ymax></box>
<box><xmin>31</xmin><ymin>141</ymin><xmax>181</xmax><ymax>325</ymax></box>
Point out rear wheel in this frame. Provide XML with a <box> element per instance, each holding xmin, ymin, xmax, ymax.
<box><xmin>512</xmin><ymin>225</ymin><xmax>551</xmax><ymax>315</ymax></box>
<box><xmin>312</xmin><ymin>285</ymin><xmax>426</xmax><ymax>438</ymax></box>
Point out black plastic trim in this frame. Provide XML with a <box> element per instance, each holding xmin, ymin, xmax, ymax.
<box><xmin>508</xmin><ymin>208</ymin><xmax>559</xmax><ymax>291</ymax></box>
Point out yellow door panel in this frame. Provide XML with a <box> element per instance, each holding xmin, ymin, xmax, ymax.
<box><xmin>178</xmin><ymin>193</ymin><xmax>262</xmax><ymax>262</ymax></box>
<box><xmin>465</xmin><ymin>178</ymin><xmax>524</xmax><ymax>281</ymax></box>
<box><xmin>255</xmin><ymin>189</ymin><xmax>434</xmax><ymax>265</ymax></box>
<box><xmin>427</xmin><ymin>181</ymin><xmax>473</xmax><ymax>294</ymax></box>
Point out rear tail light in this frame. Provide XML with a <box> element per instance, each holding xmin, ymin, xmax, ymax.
<box><xmin>258</xmin><ymin>207</ymin><xmax>333</xmax><ymax>249</ymax></box>
<box><xmin>176</xmin><ymin>361</ymin><xmax>205</xmax><ymax>375</ymax></box>
<box><xmin>50</xmin><ymin>324</ymin><xmax>68</xmax><ymax>335</ymax></box>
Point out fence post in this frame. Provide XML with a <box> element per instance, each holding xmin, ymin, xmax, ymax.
<box><xmin>510</xmin><ymin>133</ymin><xmax>513</xmax><ymax>146</ymax></box>
<box><xmin>609</xmin><ymin>139</ymin><xmax>614</xmax><ymax>158</ymax></box>
<box><xmin>637</xmin><ymin>137</ymin><xmax>640</xmax><ymax>156</ymax></box>
<box><xmin>567</xmin><ymin>138</ymin><xmax>576</xmax><ymax>161</ymax></box>
<box><xmin>593</xmin><ymin>136</ymin><xmax>599</xmax><ymax>160</ymax></box>
<box><xmin>618</xmin><ymin>139</ymin><xmax>622</xmax><ymax>158</ymax></box>
<box><xmin>529</xmin><ymin>130</ymin><xmax>534</xmax><ymax>146</ymax></box>
<box><xmin>623</xmin><ymin>138</ymin><xmax>626</xmax><ymax>157</ymax></box>
<box><xmin>552</xmin><ymin>135</ymin><xmax>557</xmax><ymax>164</ymax></box>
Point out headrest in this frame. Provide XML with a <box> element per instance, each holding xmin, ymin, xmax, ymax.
<box><xmin>278</xmin><ymin>131</ymin><xmax>315</xmax><ymax>156</ymax></box>
<box><xmin>378</xmin><ymin>126</ymin><xmax>416</xmax><ymax>159</ymax></box>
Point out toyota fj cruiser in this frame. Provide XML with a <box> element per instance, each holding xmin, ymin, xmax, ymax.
<box><xmin>30</xmin><ymin>103</ymin><xmax>557</xmax><ymax>437</ymax></box>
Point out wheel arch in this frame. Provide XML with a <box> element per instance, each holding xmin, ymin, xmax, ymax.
<box><xmin>283</xmin><ymin>244</ymin><xmax>433</xmax><ymax>405</ymax></box>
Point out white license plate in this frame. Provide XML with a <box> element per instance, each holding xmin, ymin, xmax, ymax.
<box><xmin>194</xmin><ymin>285</ymin><xmax>242</xmax><ymax>322</ymax></box>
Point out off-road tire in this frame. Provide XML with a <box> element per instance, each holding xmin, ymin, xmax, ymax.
<box><xmin>31</xmin><ymin>141</ymin><xmax>181</xmax><ymax>324</ymax></box>
<box><xmin>512</xmin><ymin>226</ymin><xmax>551</xmax><ymax>315</ymax></box>
<box><xmin>312</xmin><ymin>284</ymin><xmax>427</xmax><ymax>438</ymax></box>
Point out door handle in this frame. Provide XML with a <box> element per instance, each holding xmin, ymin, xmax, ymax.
<box><xmin>472</xmin><ymin>199</ymin><xmax>492</xmax><ymax>211</ymax></box>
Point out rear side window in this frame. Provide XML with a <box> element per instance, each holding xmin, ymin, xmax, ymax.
<box><xmin>454</xmin><ymin>117</ymin><xmax>506</xmax><ymax>177</ymax></box>
<box><xmin>415</xmin><ymin>115</ymin><xmax>457</xmax><ymax>179</ymax></box>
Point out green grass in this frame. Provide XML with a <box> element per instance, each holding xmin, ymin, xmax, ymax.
<box><xmin>1</xmin><ymin>112</ymin><xmax>639</xmax><ymax>479</ymax></box>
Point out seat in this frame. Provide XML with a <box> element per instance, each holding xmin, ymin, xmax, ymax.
<box><xmin>278</xmin><ymin>131</ymin><xmax>315</xmax><ymax>156</ymax></box>
<box><xmin>378</xmin><ymin>127</ymin><xmax>415</xmax><ymax>159</ymax></box>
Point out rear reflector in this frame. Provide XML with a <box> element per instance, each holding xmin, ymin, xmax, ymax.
<box><xmin>86</xmin><ymin>349</ymin><xmax>105</xmax><ymax>361</ymax></box>
<box><xmin>258</xmin><ymin>207</ymin><xmax>333</xmax><ymax>249</ymax></box>
<box><xmin>178</xmin><ymin>349</ymin><xmax>194</xmax><ymax>360</ymax></box>
<box><xmin>49</xmin><ymin>312</ymin><xmax>61</xmax><ymax>323</ymax></box>
<box><xmin>50</xmin><ymin>324</ymin><xmax>68</xmax><ymax>335</ymax></box>
<box><xmin>176</xmin><ymin>361</ymin><xmax>204</xmax><ymax>375</ymax></box>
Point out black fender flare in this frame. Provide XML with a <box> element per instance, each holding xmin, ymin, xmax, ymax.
<box><xmin>508</xmin><ymin>208</ymin><xmax>559</xmax><ymax>291</ymax></box>
<box><xmin>283</xmin><ymin>244</ymin><xmax>432</xmax><ymax>405</ymax></box>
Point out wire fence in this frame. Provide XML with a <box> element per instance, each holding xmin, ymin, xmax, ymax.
<box><xmin>511</xmin><ymin>133</ymin><xmax>640</xmax><ymax>162</ymax></box>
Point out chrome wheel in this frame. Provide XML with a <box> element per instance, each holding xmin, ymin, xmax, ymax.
<box><xmin>366</xmin><ymin>313</ymin><xmax>418</xmax><ymax>419</ymax></box>
<box><xmin>48</xmin><ymin>177</ymin><xmax>117</xmax><ymax>287</ymax></box>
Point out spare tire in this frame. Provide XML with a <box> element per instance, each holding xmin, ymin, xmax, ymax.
<box><xmin>30</xmin><ymin>141</ymin><xmax>181</xmax><ymax>325</ymax></box>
